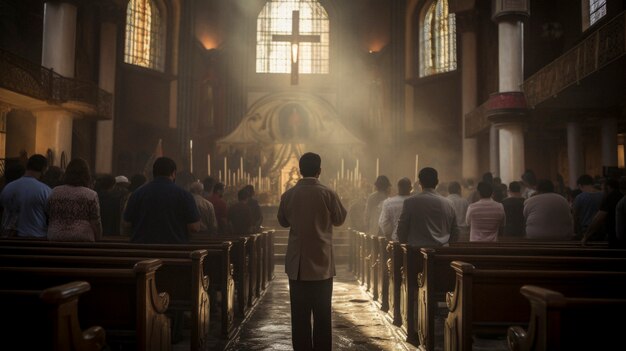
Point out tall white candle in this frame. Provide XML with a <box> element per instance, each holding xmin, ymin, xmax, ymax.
<box><xmin>415</xmin><ymin>154</ymin><xmax>419</xmax><ymax>182</ymax></box>
<box><xmin>258</xmin><ymin>166</ymin><xmax>262</xmax><ymax>187</ymax></box>
<box><xmin>224</xmin><ymin>157</ymin><xmax>228</xmax><ymax>183</ymax></box>
<box><xmin>341</xmin><ymin>158</ymin><xmax>345</xmax><ymax>179</ymax></box>
<box><xmin>376</xmin><ymin>158</ymin><xmax>379</xmax><ymax>178</ymax></box>
<box><xmin>219</xmin><ymin>170</ymin><xmax>222</xmax><ymax>182</ymax></box>
<box><xmin>356</xmin><ymin>159</ymin><xmax>359</xmax><ymax>175</ymax></box>
<box><xmin>189</xmin><ymin>140</ymin><xmax>193</xmax><ymax>174</ymax></box>
<box><xmin>207</xmin><ymin>154</ymin><xmax>211</xmax><ymax>176</ymax></box>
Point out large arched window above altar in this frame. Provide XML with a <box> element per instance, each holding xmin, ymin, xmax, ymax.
<box><xmin>419</xmin><ymin>0</ymin><xmax>457</xmax><ymax>77</ymax></box>
<box><xmin>256</xmin><ymin>0</ymin><xmax>330</xmax><ymax>74</ymax></box>
<box><xmin>124</xmin><ymin>0</ymin><xmax>166</xmax><ymax>71</ymax></box>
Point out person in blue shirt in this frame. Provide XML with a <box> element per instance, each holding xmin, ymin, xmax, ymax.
<box><xmin>124</xmin><ymin>157</ymin><xmax>201</xmax><ymax>244</ymax></box>
<box><xmin>0</xmin><ymin>154</ymin><xmax>51</xmax><ymax>237</ymax></box>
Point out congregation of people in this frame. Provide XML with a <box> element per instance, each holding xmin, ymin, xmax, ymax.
<box><xmin>0</xmin><ymin>154</ymin><xmax>263</xmax><ymax>243</ymax></box>
<box><xmin>351</xmin><ymin>167</ymin><xmax>626</xmax><ymax>249</ymax></box>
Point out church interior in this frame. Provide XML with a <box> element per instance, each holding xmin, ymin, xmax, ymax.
<box><xmin>1</xmin><ymin>0</ymin><xmax>625</xmax><ymax>350</ymax></box>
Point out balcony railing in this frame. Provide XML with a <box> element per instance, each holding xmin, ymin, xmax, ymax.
<box><xmin>0</xmin><ymin>48</ymin><xmax>112</xmax><ymax>119</ymax></box>
<box><xmin>523</xmin><ymin>11</ymin><xmax>625</xmax><ymax>108</ymax></box>
<box><xmin>464</xmin><ymin>100</ymin><xmax>489</xmax><ymax>138</ymax></box>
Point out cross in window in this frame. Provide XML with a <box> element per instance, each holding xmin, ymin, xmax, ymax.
<box><xmin>272</xmin><ymin>10</ymin><xmax>320</xmax><ymax>85</ymax></box>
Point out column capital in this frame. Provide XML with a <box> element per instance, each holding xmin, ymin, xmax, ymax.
<box><xmin>491</xmin><ymin>0</ymin><xmax>530</xmax><ymax>22</ymax></box>
<box><xmin>0</xmin><ymin>102</ymin><xmax>12</xmax><ymax>115</ymax></box>
<box><xmin>486</xmin><ymin>92</ymin><xmax>528</xmax><ymax>125</ymax></box>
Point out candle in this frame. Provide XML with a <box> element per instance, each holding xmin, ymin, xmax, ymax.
<box><xmin>376</xmin><ymin>158</ymin><xmax>379</xmax><ymax>178</ymax></box>
<box><xmin>219</xmin><ymin>170</ymin><xmax>222</xmax><ymax>182</ymax></box>
<box><xmin>240</xmin><ymin>157</ymin><xmax>244</xmax><ymax>176</ymax></box>
<box><xmin>356</xmin><ymin>159</ymin><xmax>359</xmax><ymax>174</ymax></box>
<box><xmin>189</xmin><ymin>140</ymin><xmax>193</xmax><ymax>174</ymax></box>
<box><xmin>415</xmin><ymin>154</ymin><xmax>419</xmax><ymax>182</ymax></box>
<box><xmin>341</xmin><ymin>159</ymin><xmax>344</xmax><ymax>179</ymax></box>
<box><xmin>207</xmin><ymin>154</ymin><xmax>211</xmax><ymax>176</ymax></box>
<box><xmin>224</xmin><ymin>157</ymin><xmax>228</xmax><ymax>183</ymax></box>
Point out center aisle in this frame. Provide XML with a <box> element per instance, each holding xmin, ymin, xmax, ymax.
<box><xmin>225</xmin><ymin>265</ymin><xmax>417</xmax><ymax>351</ymax></box>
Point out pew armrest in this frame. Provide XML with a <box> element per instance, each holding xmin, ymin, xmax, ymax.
<box><xmin>82</xmin><ymin>326</ymin><xmax>107</xmax><ymax>351</ymax></box>
<box><xmin>507</xmin><ymin>326</ymin><xmax>529</xmax><ymax>351</ymax></box>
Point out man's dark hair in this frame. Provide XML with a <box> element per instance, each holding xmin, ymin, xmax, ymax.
<box><xmin>419</xmin><ymin>167</ymin><xmax>438</xmax><ymax>189</ymax></box>
<box><xmin>129</xmin><ymin>174</ymin><xmax>147</xmax><ymax>192</ymax></box>
<box><xmin>537</xmin><ymin>179</ymin><xmax>555</xmax><ymax>193</ymax></box>
<box><xmin>397</xmin><ymin>177</ymin><xmax>412</xmax><ymax>195</ymax></box>
<box><xmin>522</xmin><ymin>170</ymin><xmax>537</xmax><ymax>186</ymax></box>
<box><xmin>481</xmin><ymin>172</ymin><xmax>493</xmax><ymax>184</ymax></box>
<box><xmin>243</xmin><ymin>184</ymin><xmax>255</xmax><ymax>196</ymax></box>
<box><xmin>26</xmin><ymin>154</ymin><xmax>47</xmax><ymax>173</ymax></box>
<box><xmin>508</xmin><ymin>181</ymin><xmax>521</xmax><ymax>193</ymax></box>
<box><xmin>153</xmin><ymin>157</ymin><xmax>177</xmax><ymax>177</ymax></box>
<box><xmin>213</xmin><ymin>182</ymin><xmax>225</xmax><ymax>194</ymax></box>
<box><xmin>374</xmin><ymin>175</ymin><xmax>391</xmax><ymax>191</ymax></box>
<box><xmin>299</xmin><ymin>152</ymin><xmax>321</xmax><ymax>177</ymax></box>
<box><xmin>238</xmin><ymin>188</ymin><xmax>250</xmax><ymax>201</ymax></box>
<box><xmin>577</xmin><ymin>174</ymin><xmax>593</xmax><ymax>186</ymax></box>
<box><xmin>447</xmin><ymin>181</ymin><xmax>462</xmax><ymax>195</ymax></box>
<box><xmin>96</xmin><ymin>174</ymin><xmax>116</xmax><ymax>191</ymax></box>
<box><xmin>477</xmin><ymin>181</ymin><xmax>493</xmax><ymax>198</ymax></box>
<box><xmin>203</xmin><ymin>176</ymin><xmax>215</xmax><ymax>193</ymax></box>
<box><xmin>63</xmin><ymin>158</ymin><xmax>91</xmax><ymax>187</ymax></box>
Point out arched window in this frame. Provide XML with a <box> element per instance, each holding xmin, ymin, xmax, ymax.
<box><xmin>124</xmin><ymin>0</ymin><xmax>165</xmax><ymax>71</ymax></box>
<box><xmin>256</xmin><ymin>0</ymin><xmax>329</xmax><ymax>74</ymax></box>
<box><xmin>419</xmin><ymin>0</ymin><xmax>456</xmax><ymax>77</ymax></box>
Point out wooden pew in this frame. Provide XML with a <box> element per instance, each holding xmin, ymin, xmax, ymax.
<box><xmin>386</xmin><ymin>241</ymin><xmax>403</xmax><ymax>326</ymax></box>
<box><xmin>0</xmin><ymin>251</ymin><xmax>210</xmax><ymax>351</ymax></box>
<box><xmin>399</xmin><ymin>244</ymin><xmax>626</xmax><ymax>348</ymax></box>
<box><xmin>416</xmin><ymin>248</ymin><xmax>626</xmax><ymax>351</ymax></box>
<box><xmin>0</xmin><ymin>281</ymin><xmax>107</xmax><ymax>351</ymax></box>
<box><xmin>376</xmin><ymin>236</ymin><xmax>390</xmax><ymax>312</ymax></box>
<box><xmin>0</xmin><ymin>242</ymin><xmax>235</xmax><ymax>340</ymax></box>
<box><xmin>444</xmin><ymin>261</ymin><xmax>626</xmax><ymax>351</ymax></box>
<box><xmin>368</xmin><ymin>234</ymin><xmax>380</xmax><ymax>300</ymax></box>
<box><xmin>0</xmin><ymin>260</ymin><xmax>171</xmax><ymax>351</ymax></box>
<box><xmin>507</xmin><ymin>285</ymin><xmax>626</xmax><ymax>351</ymax></box>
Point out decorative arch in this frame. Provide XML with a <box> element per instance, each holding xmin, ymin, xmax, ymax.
<box><xmin>418</xmin><ymin>0</ymin><xmax>456</xmax><ymax>77</ymax></box>
<box><xmin>124</xmin><ymin>0</ymin><xmax>167</xmax><ymax>71</ymax></box>
<box><xmin>255</xmin><ymin>0</ymin><xmax>330</xmax><ymax>74</ymax></box>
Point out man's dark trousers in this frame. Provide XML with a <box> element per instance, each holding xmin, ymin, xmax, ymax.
<box><xmin>289</xmin><ymin>278</ymin><xmax>333</xmax><ymax>351</ymax></box>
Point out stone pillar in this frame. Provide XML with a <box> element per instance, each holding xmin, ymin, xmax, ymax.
<box><xmin>601</xmin><ymin>118</ymin><xmax>618</xmax><ymax>167</ymax></box>
<box><xmin>456</xmin><ymin>9</ymin><xmax>480</xmax><ymax>181</ymax></box>
<box><xmin>489</xmin><ymin>124</ymin><xmax>499</xmax><ymax>176</ymax></box>
<box><xmin>567</xmin><ymin>121</ymin><xmax>583</xmax><ymax>188</ymax></box>
<box><xmin>95</xmin><ymin>20</ymin><xmax>118</xmax><ymax>174</ymax></box>
<box><xmin>39</xmin><ymin>1</ymin><xmax>77</xmax><ymax>163</ymax></box>
<box><xmin>33</xmin><ymin>111</ymin><xmax>73</xmax><ymax>159</ymax></box>
<box><xmin>491</xmin><ymin>0</ymin><xmax>529</xmax><ymax>184</ymax></box>
<box><xmin>42</xmin><ymin>2</ymin><xmax>76</xmax><ymax>77</ymax></box>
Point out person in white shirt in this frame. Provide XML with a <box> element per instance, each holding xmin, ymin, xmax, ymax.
<box><xmin>379</xmin><ymin>178</ymin><xmax>412</xmax><ymax>241</ymax></box>
<box><xmin>466</xmin><ymin>182</ymin><xmax>505</xmax><ymax>242</ymax></box>
<box><xmin>524</xmin><ymin>179</ymin><xmax>574</xmax><ymax>240</ymax></box>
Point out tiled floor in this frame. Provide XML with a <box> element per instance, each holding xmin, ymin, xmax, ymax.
<box><xmin>225</xmin><ymin>265</ymin><xmax>418</xmax><ymax>351</ymax></box>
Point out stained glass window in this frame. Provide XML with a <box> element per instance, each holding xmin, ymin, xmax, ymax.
<box><xmin>124</xmin><ymin>0</ymin><xmax>165</xmax><ymax>71</ymax></box>
<box><xmin>420</xmin><ymin>0</ymin><xmax>457</xmax><ymax>77</ymax></box>
<box><xmin>256</xmin><ymin>0</ymin><xmax>329</xmax><ymax>74</ymax></box>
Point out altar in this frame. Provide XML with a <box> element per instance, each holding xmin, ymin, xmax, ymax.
<box><xmin>216</xmin><ymin>92</ymin><xmax>366</xmax><ymax>204</ymax></box>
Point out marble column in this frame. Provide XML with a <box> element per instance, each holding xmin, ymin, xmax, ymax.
<box><xmin>498</xmin><ymin>123</ymin><xmax>525</xmax><ymax>185</ymax></box>
<box><xmin>489</xmin><ymin>124</ymin><xmax>499</xmax><ymax>177</ymax></box>
<box><xmin>95</xmin><ymin>20</ymin><xmax>117</xmax><ymax>174</ymax></box>
<box><xmin>492</xmin><ymin>3</ymin><xmax>529</xmax><ymax>185</ymax></box>
<box><xmin>601</xmin><ymin>118</ymin><xmax>618</xmax><ymax>167</ymax></box>
<box><xmin>567</xmin><ymin>121</ymin><xmax>583</xmax><ymax>188</ymax></box>
<box><xmin>39</xmin><ymin>1</ymin><xmax>77</xmax><ymax>163</ymax></box>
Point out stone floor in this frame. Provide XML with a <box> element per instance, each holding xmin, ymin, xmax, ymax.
<box><xmin>225</xmin><ymin>265</ymin><xmax>418</xmax><ymax>351</ymax></box>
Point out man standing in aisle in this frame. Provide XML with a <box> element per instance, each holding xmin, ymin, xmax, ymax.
<box><xmin>277</xmin><ymin>152</ymin><xmax>347</xmax><ymax>351</ymax></box>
